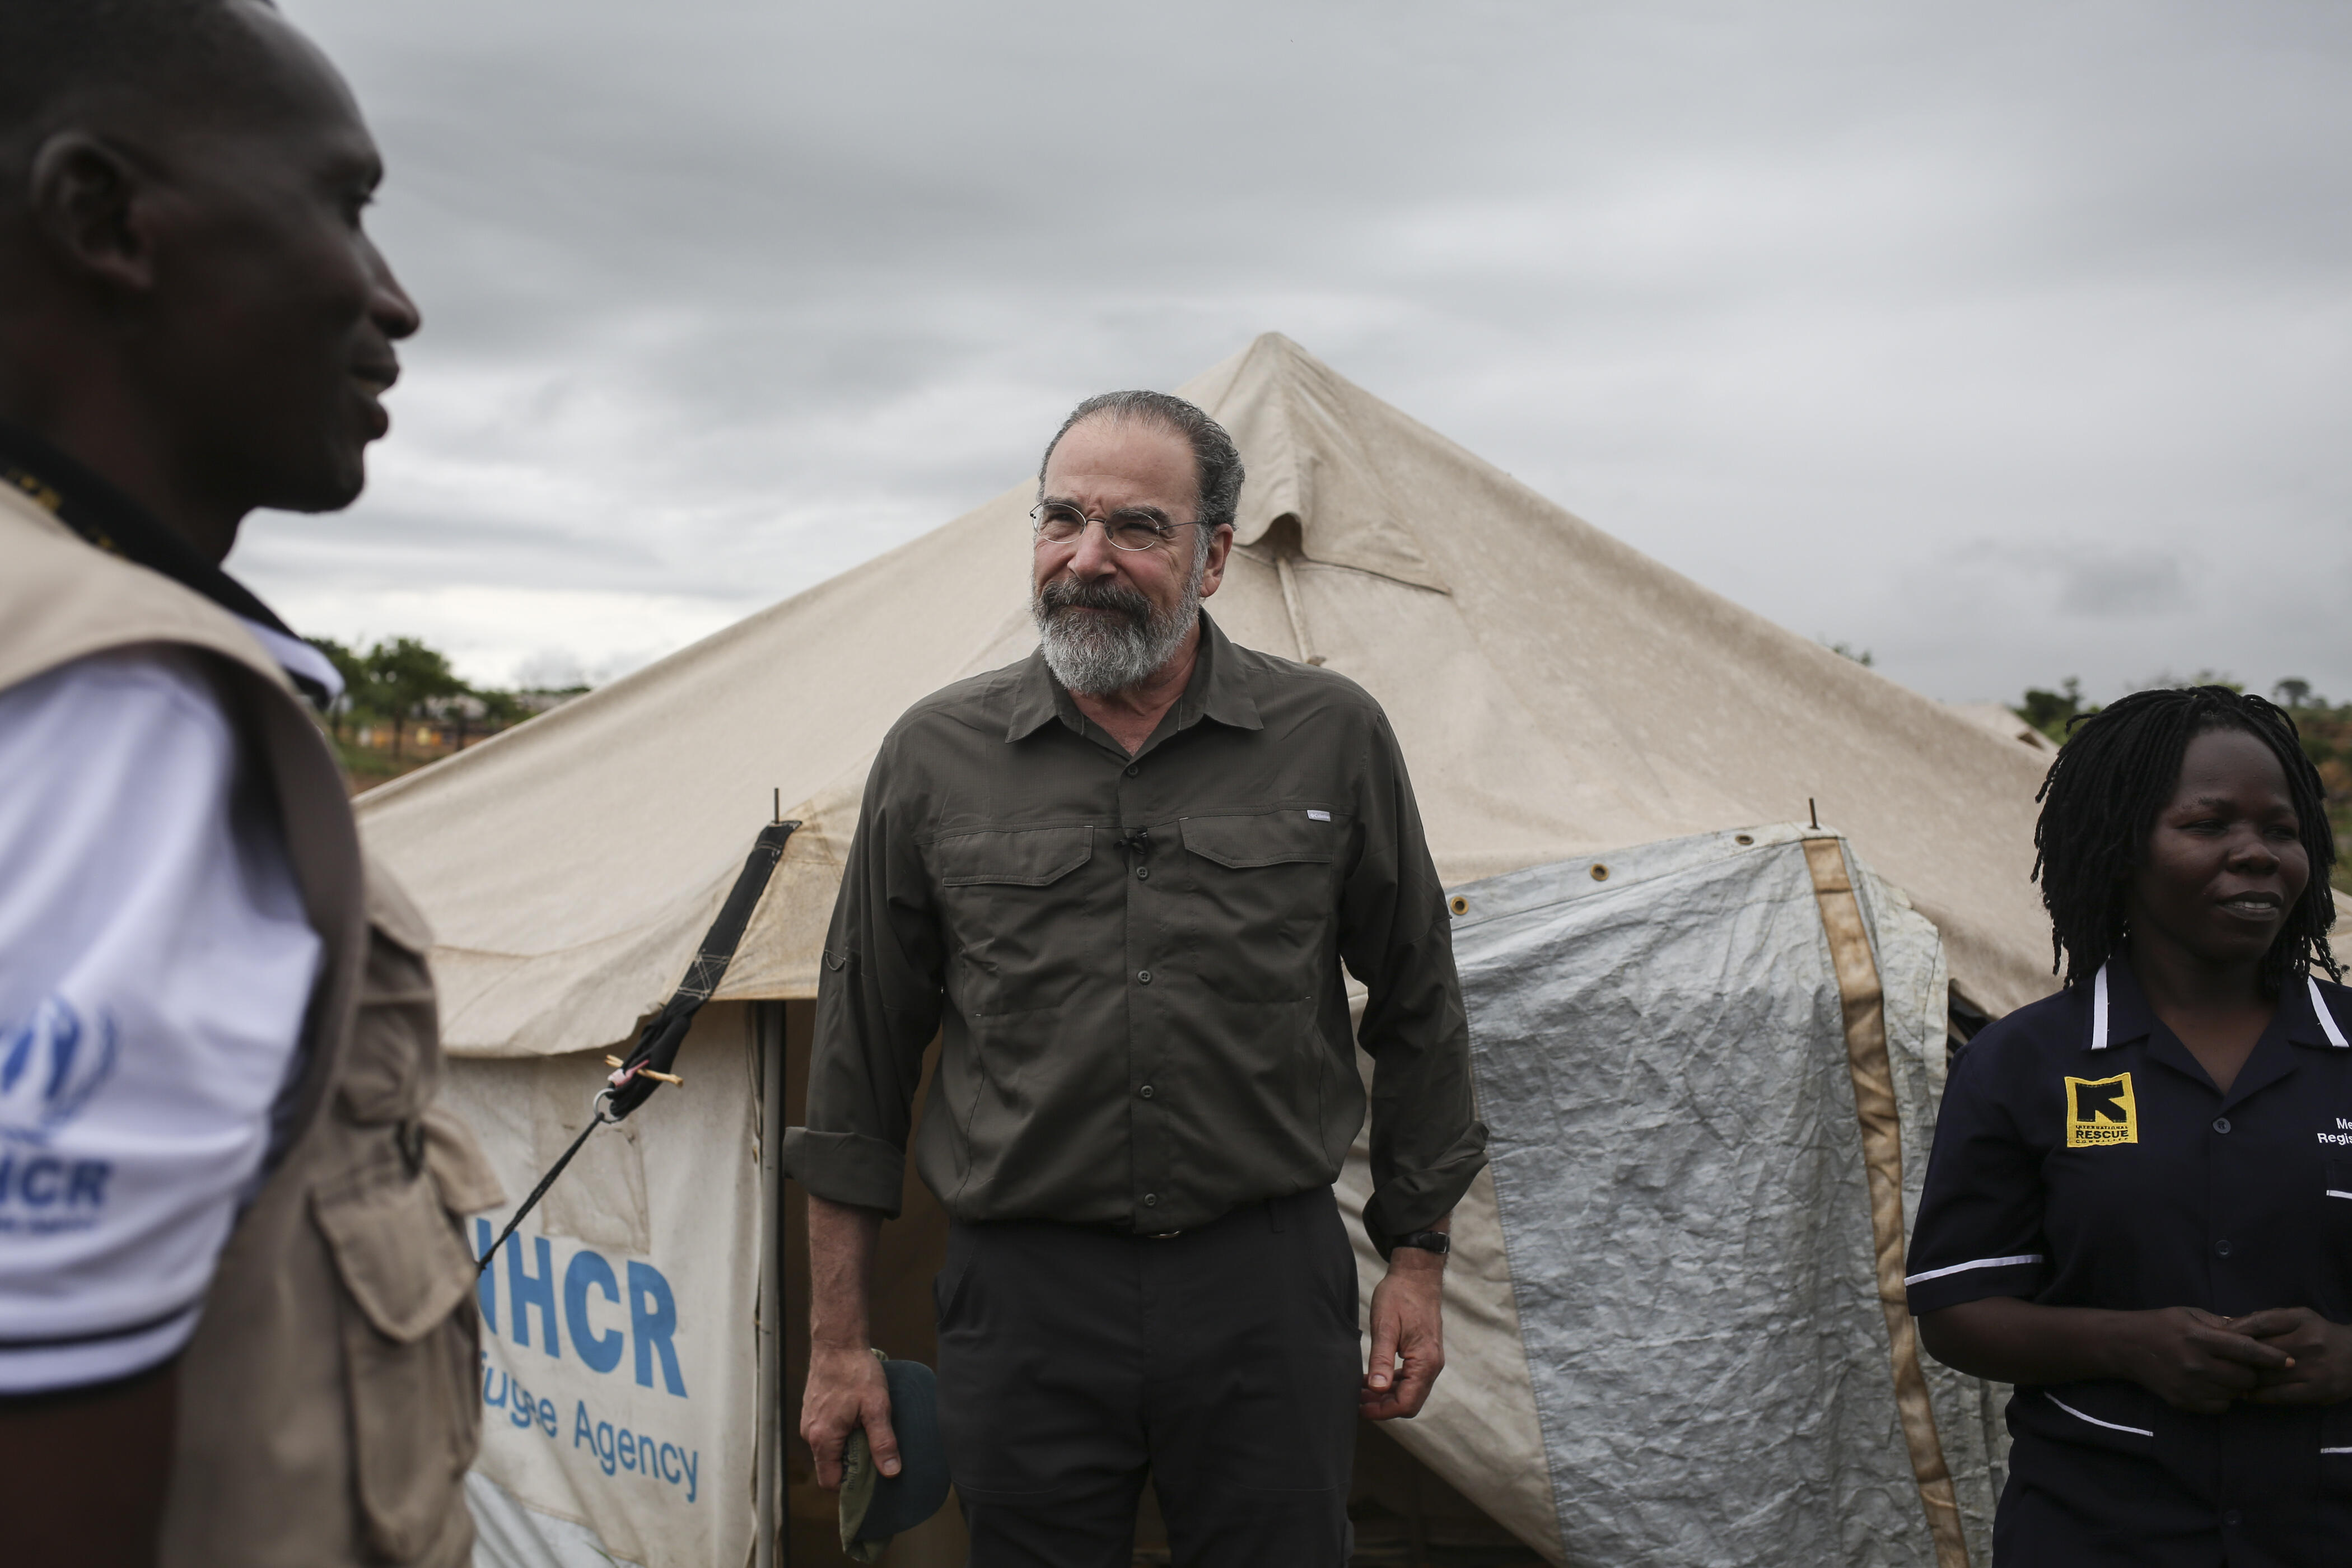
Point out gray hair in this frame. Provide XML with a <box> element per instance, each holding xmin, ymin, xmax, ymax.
<box><xmin>1037</xmin><ymin>390</ymin><xmax>1247</xmax><ymax>547</ymax></box>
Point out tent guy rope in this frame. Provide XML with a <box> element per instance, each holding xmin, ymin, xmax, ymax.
<box><xmin>477</xmin><ymin>815</ymin><xmax>799</xmax><ymax>1276</ymax></box>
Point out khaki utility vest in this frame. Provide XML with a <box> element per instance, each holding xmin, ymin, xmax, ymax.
<box><xmin>0</xmin><ymin>486</ymin><xmax>501</xmax><ymax>1567</ymax></box>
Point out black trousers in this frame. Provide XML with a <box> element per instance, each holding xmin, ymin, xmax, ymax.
<box><xmin>935</xmin><ymin>1186</ymin><xmax>1360</xmax><ymax>1568</ymax></box>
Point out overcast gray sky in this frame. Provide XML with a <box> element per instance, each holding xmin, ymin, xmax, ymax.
<box><xmin>245</xmin><ymin>0</ymin><xmax>2352</xmax><ymax>706</ymax></box>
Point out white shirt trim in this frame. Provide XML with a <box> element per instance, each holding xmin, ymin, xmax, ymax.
<box><xmin>233</xmin><ymin>617</ymin><xmax>342</xmax><ymax>703</ymax></box>
<box><xmin>2312</xmin><ymin>976</ymin><xmax>2349</xmax><ymax>1049</ymax></box>
<box><xmin>1904</xmin><ymin>1253</ymin><xmax>2043</xmax><ymax>1287</ymax></box>
<box><xmin>2047</xmin><ymin>1393</ymin><xmax>2153</xmax><ymax>1438</ymax></box>
<box><xmin>2090</xmin><ymin>962</ymin><xmax>2111</xmax><ymax>1050</ymax></box>
<box><xmin>0</xmin><ymin>1299</ymin><xmax>204</xmax><ymax>1395</ymax></box>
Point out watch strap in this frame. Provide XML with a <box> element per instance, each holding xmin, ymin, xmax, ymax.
<box><xmin>1394</xmin><ymin>1229</ymin><xmax>1451</xmax><ymax>1256</ymax></box>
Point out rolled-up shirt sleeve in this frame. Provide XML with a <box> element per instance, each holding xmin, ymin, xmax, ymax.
<box><xmin>781</xmin><ymin>732</ymin><xmax>944</xmax><ymax>1217</ymax></box>
<box><xmin>1340</xmin><ymin>708</ymin><xmax>1488</xmax><ymax>1256</ymax></box>
<box><xmin>1905</xmin><ymin>1035</ymin><xmax>2050</xmax><ymax>1315</ymax></box>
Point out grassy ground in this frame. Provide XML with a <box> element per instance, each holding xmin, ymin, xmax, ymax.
<box><xmin>333</xmin><ymin>731</ymin><xmax>497</xmax><ymax>796</ymax></box>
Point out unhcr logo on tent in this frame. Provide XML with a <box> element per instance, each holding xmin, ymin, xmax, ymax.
<box><xmin>2064</xmin><ymin>1073</ymin><xmax>2138</xmax><ymax>1149</ymax></box>
<box><xmin>473</xmin><ymin>1220</ymin><xmax>689</xmax><ymax>1397</ymax></box>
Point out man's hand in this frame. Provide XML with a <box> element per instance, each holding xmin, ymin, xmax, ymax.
<box><xmin>2112</xmin><ymin>1306</ymin><xmax>2293</xmax><ymax>1413</ymax></box>
<box><xmin>798</xmin><ymin>1340</ymin><xmax>899</xmax><ymax>1489</ymax></box>
<box><xmin>799</xmin><ymin>1196</ymin><xmax>897</xmax><ymax>1488</ymax></box>
<box><xmin>2235</xmin><ymin>1308</ymin><xmax>2352</xmax><ymax>1406</ymax></box>
<box><xmin>1360</xmin><ymin>1246</ymin><xmax>1445</xmax><ymax>1421</ymax></box>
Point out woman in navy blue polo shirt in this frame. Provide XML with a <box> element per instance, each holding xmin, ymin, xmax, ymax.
<box><xmin>1908</xmin><ymin>685</ymin><xmax>2349</xmax><ymax>1566</ymax></box>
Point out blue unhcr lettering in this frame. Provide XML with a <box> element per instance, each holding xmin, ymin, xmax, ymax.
<box><xmin>558</xmin><ymin>1399</ymin><xmax>701</xmax><ymax>1501</ymax></box>
<box><xmin>65</xmin><ymin>1160</ymin><xmax>106</xmax><ymax>1206</ymax></box>
<box><xmin>480</xmin><ymin>1352</ymin><xmax>508</xmax><ymax>1409</ymax></box>
<box><xmin>473</xmin><ymin>1219</ymin><xmax>497</xmax><ymax>1334</ymax></box>
<box><xmin>508</xmin><ymin>1234</ymin><xmax>561</xmax><ymax>1356</ymax></box>
<box><xmin>626</xmin><ymin>1260</ymin><xmax>686</xmax><ymax>1396</ymax></box>
<box><xmin>563</xmin><ymin>1250</ymin><xmax>624</xmax><ymax>1374</ymax></box>
<box><xmin>508</xmin><ymin>1379</ymin><xmax>555</xmax><ymax>1435</ymax></box>
<box><xmin>20</xmin><ymin>1158</ymin><xmax>60</xmax><ymax>1206</ymax></box>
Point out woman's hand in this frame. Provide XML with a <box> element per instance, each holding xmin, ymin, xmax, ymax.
<box><xmin>1920</xmin><ymin>1298</ymin><xmax>2290</xmax><ymax>1414</ymax></box>
<box><xmin>2234</xmin><ymin>1309</ymin><xmax>2352</xmax><ymax>1406</ymax></box>
<box><xmin>2109</xmin><ymin>1306</ymin><xmax>2294</xmax><ymax>1414</ymax></box>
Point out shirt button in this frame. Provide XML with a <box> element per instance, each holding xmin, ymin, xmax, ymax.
<box><xmin>1137</xmin><ymin>970</ymin><xmax>1152</xmax><ymax>984</ymax></box>
<box><xmin>2223</xmin><ymin>1510</ymin><xmax>2242</xmax><ymax>1528</ymax></box>
<box><xmin>1143</xmin><ymin>1193</ymin><xmax>1158</xmax><ymax>1206</ymax></box>
<box><xmin>1138</xmin><ymin>1085</ymin><xmax>1154</xmax><ymax>1098</ymax></box>
<box><xmin>1124</xmin><ymin>763</ymin><xmax>1139</xmax><ymax>777</ymax></box>
<box><xmin>2213</xmin><ymin>1117</ymin><xmax>2232</xmax><ymax>1135</ymax></box>
<box><xmin>2216</xmin><ymin>1239</ymin><xmax>2234</xmax><ymax>1258</ymax></box>
<box><xmin>1135</xmin><ymin>866</ymin><xmax>1150</xmax><ymax>880</ymax></box>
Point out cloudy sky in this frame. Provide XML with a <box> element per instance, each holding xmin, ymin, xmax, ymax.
<box><xmin>247</xmin><ymin>0</ymin><xmax>2351</xmax><ymax>706</ymax></box>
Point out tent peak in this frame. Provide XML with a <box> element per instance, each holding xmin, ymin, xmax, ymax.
<box><xmin>1177</xmin><ymin>334</ymin><xmax>1448</xmax><ymax>593</ymax></box>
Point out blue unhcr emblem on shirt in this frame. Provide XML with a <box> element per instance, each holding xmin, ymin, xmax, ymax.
<box><xmin>0</xmin><ymin>997</ymin><xmax>119</xmax><ymax>1146</ymax></box>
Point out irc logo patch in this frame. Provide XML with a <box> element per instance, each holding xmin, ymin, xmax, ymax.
<box><xmin>0</xmin><ymin>997</ymin><xmax>118</xmax><ymax>1146</ymax></box>
<box><xmin>2065</xmin><ymin>1072</ymin><xmax>2138</xmax><ymax>1148</ymax></box>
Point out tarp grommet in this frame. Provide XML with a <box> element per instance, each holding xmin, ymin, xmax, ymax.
<box><xmin>1449</xmin><ymin>895</ymin><xmax>1469</xmax><ymax>916</ymax></box>
<box><xmin>1735</xmin><ymin>834</ymin><xmax>1754</xmax><ymax>846</ymax></box>
<box><xmin>1589</xmin><ymin>864</ymin><xmax>1609</xmax><ymax>881</ymax></box>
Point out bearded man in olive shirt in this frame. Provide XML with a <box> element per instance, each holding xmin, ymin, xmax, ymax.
<box><xmin>785</xmin><ymin>389</ymin><xmax>1486</xmax><ymax>1568</ymax></box>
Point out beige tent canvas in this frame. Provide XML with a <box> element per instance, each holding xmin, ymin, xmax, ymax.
<box><xmin>362</xmin><ymin>332</ymin><xmax>2052</xmax><ymax>1051</ymax></box>
<box><xmin>363</xmin><ymin>334</ymin><xmax>2056</xmax><ymax>1566</ymax></box>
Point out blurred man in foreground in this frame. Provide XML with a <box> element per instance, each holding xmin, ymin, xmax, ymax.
<box><xmin>0</xmin><ymin>3</ymin><xmax>497</xmax><ymax>1564</ymax></box>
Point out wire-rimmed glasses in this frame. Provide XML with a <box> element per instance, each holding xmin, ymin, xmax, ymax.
<box><xmin>1030</xmin><ymin>501</ymin><xmax>1200</xmax><ymax>553</ymax></box>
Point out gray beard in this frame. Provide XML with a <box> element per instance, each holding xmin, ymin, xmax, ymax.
<box><xmin>1033</xmin><ymin>565</ymin><xmax>1205</xmax><ymax>697</ymax></box>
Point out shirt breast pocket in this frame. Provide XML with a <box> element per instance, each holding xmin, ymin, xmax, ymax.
<box><xmin>934</xmin><ymin>826</ymin><xmax>1096</xmax><ymax>1018</ymax></box>
<box><xmin>1178</xmin><ymin>811</ymin><xmax>1341</xmax><ymax>1003</ymax></box>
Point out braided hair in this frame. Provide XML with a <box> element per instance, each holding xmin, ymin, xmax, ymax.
<box><xmin>2032</xmin><ymin>685</ymin><xmax>2339</xmax><ymax>993</ymax></box>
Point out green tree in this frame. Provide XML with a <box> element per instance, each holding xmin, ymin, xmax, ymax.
<box><xmin>365</xmin><ymin>636</ymin><xmax>467</xmax><ymax>762</ymax></box>
<box><xmin>2014</xmin><ymin>677</ymin><xmax>2095</xmax><ymax>742</ymax></box>
<box><xmin>306</xmin><ymin>637</ymin><xmax>375</xmax><ymax>741</ymax></box>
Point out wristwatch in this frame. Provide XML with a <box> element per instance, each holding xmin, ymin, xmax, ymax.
<box><xmin>1394</xmin><ymin>1230</ymin><xmax>1451</xmax><ymax>1256</ymax></box>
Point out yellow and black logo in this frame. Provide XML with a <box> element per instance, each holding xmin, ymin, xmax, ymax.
<box><xmin>2064</xmin><ymin>1073</ymin><xmax>2138</xmax><ymax>1148</ymax></box>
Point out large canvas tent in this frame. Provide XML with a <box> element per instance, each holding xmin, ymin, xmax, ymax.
<box><xmin>360</xmin><ymin>335</ymin><xmax>2057</xmax><ymax>1566</ymax></box>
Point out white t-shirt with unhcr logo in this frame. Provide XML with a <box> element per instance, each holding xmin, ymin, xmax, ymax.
<box><xmin>0</xmin><ymin>641</ymin><xmax>326</xmax><ymax>1393</ymax></box>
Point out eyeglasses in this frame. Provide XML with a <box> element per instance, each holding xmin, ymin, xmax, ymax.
<box><xmin>1029</xmin><ymin>502</ymin><xmax>1200</xmax><ymax>553</ymax></box>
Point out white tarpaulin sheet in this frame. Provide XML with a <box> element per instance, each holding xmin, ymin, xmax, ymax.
<box><xmin>1345</xmin><ymin>825</ymin><xmax>2008</xmax><ymax>1566</ymax></box>
<box><xmin>447</xmin><ymin>1006</ymin><xmax>766</xmax><ymax>1568</ymax></box>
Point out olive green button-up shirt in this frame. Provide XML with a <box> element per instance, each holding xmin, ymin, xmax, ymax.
<box><xmin>781</xmin><ymin>613</ymin><xmax>1486</xmax><ymax>1250</ymax></box>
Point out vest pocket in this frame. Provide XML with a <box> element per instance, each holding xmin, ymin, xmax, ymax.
<box><xmin>340</xmin><ymin>918</ymin><xmax>440</xmax><ymax>1125</ymax></box>
<box><xmin>313</xmin><ymin>1160</ymin><xmax>482</xmax><ymax>1561</ymax></box>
